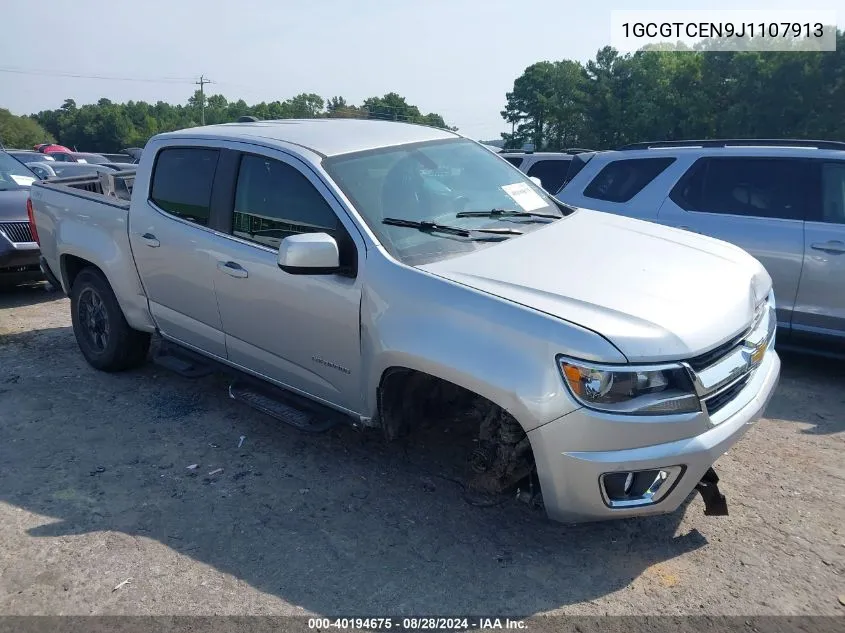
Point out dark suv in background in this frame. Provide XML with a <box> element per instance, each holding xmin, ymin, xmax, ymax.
<box><xmin>0</xmin><ymin>151</ymin><xmax>42</xmax><ymax>286</ymax></box>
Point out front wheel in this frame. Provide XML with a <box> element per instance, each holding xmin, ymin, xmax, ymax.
<box><xmin>70</xmin><ymin>268</ymin><xmax>150</xmax><ymax>371</ymax></box>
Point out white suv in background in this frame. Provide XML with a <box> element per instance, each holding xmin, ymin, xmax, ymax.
<box><xmin>498</xmin><ymin>149</ymin><xmax>590</xmax><ymax>194</ymax></box>
<box><xmin>554</xmin><ymin>139</ymin><xmax>845</xmax><ymax>357</ymax></box>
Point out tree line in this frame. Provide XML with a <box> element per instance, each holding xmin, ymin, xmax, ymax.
<box><xmin>501</xmin><ymin>29</ymin><xmax>845</xmax><ymax>150</ymax></box>
<box><xmin>3</xmin><ymin>31</ymin><xmax>844</xmax><ymax>154</ymax></box>
<box><xmin>0</xmin><ymin>92</ymin><xmax>452</xmax><ymax>152</ymax></box>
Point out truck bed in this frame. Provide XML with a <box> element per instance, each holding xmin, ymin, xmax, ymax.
<box><xmin>30</xmin><ymin>167</ymin><xmax>156</xmax><ymax>332</ymax></box>
<box><xmin>39</xmin><ymin>169</ymin><xmax>136</xmax><ymax>204</ymax></box>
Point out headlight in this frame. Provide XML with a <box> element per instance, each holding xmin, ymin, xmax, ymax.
<box><xmin>558</xmin><ymin>357</ymin><xmax>700</xmax><ymax>415</ymax></box>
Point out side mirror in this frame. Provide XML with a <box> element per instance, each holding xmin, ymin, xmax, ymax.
<box><xmin>277</xmin><ymin>232</ymin><xmax>340</xmax><ymax>274</ymax></box>
<box><xmin>529</xmin><ymin>176</ymin><xmax>543</xmax><ymax>188</ymax></box>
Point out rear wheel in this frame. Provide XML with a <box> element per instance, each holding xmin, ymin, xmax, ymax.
<box><xmin>70</xmin><ymin>268</ymin><xmax>150</xmax><ymax>371</ymax></box>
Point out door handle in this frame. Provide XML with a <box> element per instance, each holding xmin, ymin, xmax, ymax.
<box><xmin>140</xmin><ymin>232</ymin><xmax>160</xmax><ymax>247</ymax></box>
<box><xmin>810</xmin><ymin>240</ymin><xmax>845</xmax><ymax>254</ymax></box>
<box><xmin>217</xmin><ymin>261</ymin><xmax>248</xmax><ymax>278</ymax></box>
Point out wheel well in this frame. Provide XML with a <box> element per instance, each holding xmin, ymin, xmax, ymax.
<box><xmin>377</xmin><ymin>367</ymin><xmax>538</xmax><ymax>497</ymax></box>
<box><xmin>377</xmin><ymin>368</ymin><xmax>478</xmax><ymax>441</ymax></box>
<box><xmin>61</xmin><ymin>254</ymin><xmax>101</xmax><ymax>291</ymax></box>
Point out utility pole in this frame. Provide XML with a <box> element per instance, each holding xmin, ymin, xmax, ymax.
<box><xmin>195</xmin><ymin>75</ymin><xmax>212</xmax><ymax>125</ymax></box>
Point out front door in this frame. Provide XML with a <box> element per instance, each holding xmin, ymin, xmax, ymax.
<box><xmin>657</xmin><ymin>156</ymin><xmax>810</xmax><ymax>331</ymax></box>
<box><xmin>129</xmin><ymin>146</ymin><xmax>228</xmax><ymax>358</ymax></box>
<box><xmin>792</xmin><ymin>161</ymin><xmax>845</xmax><ymax>343</ymax></box>
<box><xmin>212</xmin><ymin>149</ymin><xmax>364</xmax><ymax>414</ymax></box>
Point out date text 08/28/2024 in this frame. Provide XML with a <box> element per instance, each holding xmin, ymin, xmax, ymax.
<box><xmin>307</xmin><ymin>618</ymin><xmax>527</xmax><ymax>630</ymax></box>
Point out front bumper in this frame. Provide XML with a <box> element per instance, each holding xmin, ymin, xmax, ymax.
<box><xmin>0</xmin><ymin>238</ymin><xmax>42</xmax><ymax>283</ymax></box>
<box><xmin>529</xmin><ymin>349</ymin><xmax>780</xmax><ymax>523</ymax></box>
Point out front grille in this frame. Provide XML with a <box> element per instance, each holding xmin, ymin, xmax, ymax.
<box><xmin>0</xmin><ymin>264</ymin><xmax>40</xmax><ymax>273</ymax></box>
<box><xmin>704</xmin><ymin>375</ymin><xmax>750</xmax><ymax>415</ymax></box>
<box><xmin>0</xmin><ymin>221</ymin><xmax>34</xmax><ymax>244</ymax></box>
<box><xmin>687</xmin><ymin>330</ymin><xmax>747</xmax><ymax>371</ymax></box>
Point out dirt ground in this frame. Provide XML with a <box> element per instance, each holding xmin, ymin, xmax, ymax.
<box><xmin>0</xmin><ymin>283</ymin><xmax>843</xmax><ymax>617</ymax></box>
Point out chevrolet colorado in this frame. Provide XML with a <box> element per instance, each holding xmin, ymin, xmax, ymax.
<box><xmin>29</xmin><ymin>119</ymin><xmax>780</xmax><ymax>523</ymax></box>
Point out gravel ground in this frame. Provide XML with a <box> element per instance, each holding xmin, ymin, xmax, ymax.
<box><xmin>0</xmin><ymin>283</ymin><xmax>843</xmax><ymax>617</ymax></box>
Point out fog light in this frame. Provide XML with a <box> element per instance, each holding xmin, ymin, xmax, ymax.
<box><xmin>600</xmin><ymin>466</ymin><xmax>684</xmax><ymax>508</ymax></box>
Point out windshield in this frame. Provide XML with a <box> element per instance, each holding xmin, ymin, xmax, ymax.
<box><xmin>323</xmin><ymin>138</ymin><xmax>565</xmax><ymax>265</ymax></box>
<box><xmin>0</xmin><ymin>152</ymin><xmax>37</xmax><ymax>190</ymax></box>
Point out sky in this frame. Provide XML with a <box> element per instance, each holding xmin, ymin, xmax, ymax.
<box><xmin>0</xmin><ymin>0</ymin><xmax>841</xmax><ymax>140</ymax></box>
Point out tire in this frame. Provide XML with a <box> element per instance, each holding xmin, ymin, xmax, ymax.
<box><xmin>70</xmin><ymin>267</ymin><xmax>150</xmax><ymax>371</ymax></box>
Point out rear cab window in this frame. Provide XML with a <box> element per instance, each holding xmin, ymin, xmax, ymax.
<box><xmin>583</xmin><ymin>157</ymin><xmax>675</xmax><ymax>203</ymax></box>
<box><xmin>503</xmin><ymin>156</ymin><xmax>523</xmax><ymax>168</ymax></box>
<box><xmin>149</xmin><ymin>147</ymin><xmax>220</xmax><ymax>226</ymax></box>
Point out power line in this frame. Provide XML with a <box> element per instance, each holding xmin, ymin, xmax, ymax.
<box><xmin>0</xmin><ymin>66</ymin><xmax>194</xmax><ymax>84</ymax></box>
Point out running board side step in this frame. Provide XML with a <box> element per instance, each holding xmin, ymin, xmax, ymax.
<box><xmin>229</xmin><ymin>381</ymin><xmax>341</xmax><ymax>433</ymax></box>
<box><xmin>152</xmin><ymin>341</ymin><xmax>215</xmax><ymax>378</ymax></box>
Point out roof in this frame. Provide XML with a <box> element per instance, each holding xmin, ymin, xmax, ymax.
<box><xmin>157</xmin><ymin>119</ymin><xmax>460</xmax><ymax>158</ymax></box>
<box><xmin>499</xmin><ymin>151</ymin><xmax>576</xmax><ymax>158</ymax></box>
<box><xmin>593</xmin><ymin>145</ymin><xmax>845</xmax><ymax>161</ymax></box>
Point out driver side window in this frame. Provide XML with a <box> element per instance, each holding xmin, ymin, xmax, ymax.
<box><xmin>232</xmin><ymin>154</ymin><xmax>340</xmax><ymax>249</ymax></box>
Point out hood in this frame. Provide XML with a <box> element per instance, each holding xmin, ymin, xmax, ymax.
<box><xmin>419</xmin><ymin>209</ymin><xmax>772</xmax><ymax>363</ymax></box>
<box><xmin>0</xmin><ymin>189</ymin><xmax>31</xmax><ymax>222</ymax></box>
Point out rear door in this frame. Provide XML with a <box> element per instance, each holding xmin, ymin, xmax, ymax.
<box><xmin>792</xmin><ymin>160</ymin><xmax>845</xmax><ymax>343</ymax></box>
<box><xmin>129</xmin><ymin>145</ymin><xmax>234</xmax><ymax>358</ymax></box>
<box><xmin>657</xmin><ymin>157</ymin><xmax>810</xmax><ymax>330</ymax></box>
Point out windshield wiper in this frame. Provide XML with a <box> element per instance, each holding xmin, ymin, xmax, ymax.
<box><xmin>456</xmin><ymin>208</ymin><xmax>561</xmax><ymax>220</ymax></box>
<box><xmin>382</xmin><ymin>217</ymin><xmax>523</xmax><ymax>238</ymax></box>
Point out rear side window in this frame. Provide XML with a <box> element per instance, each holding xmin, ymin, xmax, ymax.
<box><xmin>526</xmin><ymin>159</ymin><xmax>571</xmax><ymax>193</ymax></box>
<box><xmin>150</xmin><ymin>147</ymin><xmax>220</xmax><ymax>226</ymax></box>
<box><xmin>583</xmin><ymin>157</ymin><xmax>675</xmax><ymax>203</ymax></box>
<box><xmin>503</xmin><ymin>156</ymin><xmax>523</xmax><ymax>168</ymax></box>
<box><xmin>671</xmin><ymin>158</ymin><xmax>811</xmax><ymax>221</ymax></box>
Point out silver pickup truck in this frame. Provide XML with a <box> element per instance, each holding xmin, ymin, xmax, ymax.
<box><xmin>29</xmin><ymin>119</ymin><xmax>780</xmax><ymax>523</ymax></box>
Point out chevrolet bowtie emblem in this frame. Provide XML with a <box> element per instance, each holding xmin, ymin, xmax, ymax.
<box><xmin>742</xmin><ymin>338</ymin><xmax>767</xmax><ymax>369</ymax></box>
<box><xmin>749</xmin><ymin>340</ymin><xmax>767</xmax><ymax>366</ymax></box>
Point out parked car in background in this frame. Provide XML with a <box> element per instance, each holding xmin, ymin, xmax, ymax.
<box><xmin>25</xmin><ymin>162</ymin><xmax>58</xmax><ymax>180</ymax></box>
<box><xmin>47</xmin><ymin>152</ymin><xmax>76</xmax><ymax>162</ymax></box>
<box><xmin>34</xmin><ymin>143</ymin><xmax>72</xmax><ymax>154</ymax></box>
<box><xmin>101</xmin><ymin>153</ymin><xmax>137</xmax><ymax>163</ymax></box>
<box><xmin>68</xmin><ymin>152</ymin><xmax>110</xmax><ymax>164</ymax></box>
<box><xmin>0</xmin><ymin>151</ymin><xmax>42</xmax><ymax>285</ymax></box>
<box><xmin>499</xmin><ymin>149</ymin><xmax>592</xmax><ymax>194</ymax></box>
<box><xmin>30</xmin><ymin>119</ymin><xmax>780</xmax><ymax>524</ymax></box>
<box><xmin>7</xmin><ymin>150</ymin><xmax>55</xmax><ymax>165</ymax></box>
<box><xmin>555</xmin><ymin>139</ymin><xmax>845</xmax><ymax>357</ymax></box>
<box><xmin>39</xmin><ymin>162</ymin><xmax>116</xmax><ymax>178</ymax></box>
<box><xmin>121</xmin><ymin>147</ymin><xmax>143</xmax><ymax>163</ymax></box>
<box><xmin>48</xmin><ymin>151</ymin><xmax>110</xmax><ymax>164</ymax></box>
<box><xmin>99</xmin><ymin>162</ymin><xmax>139</xmax><ymax>172</ymax></box>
